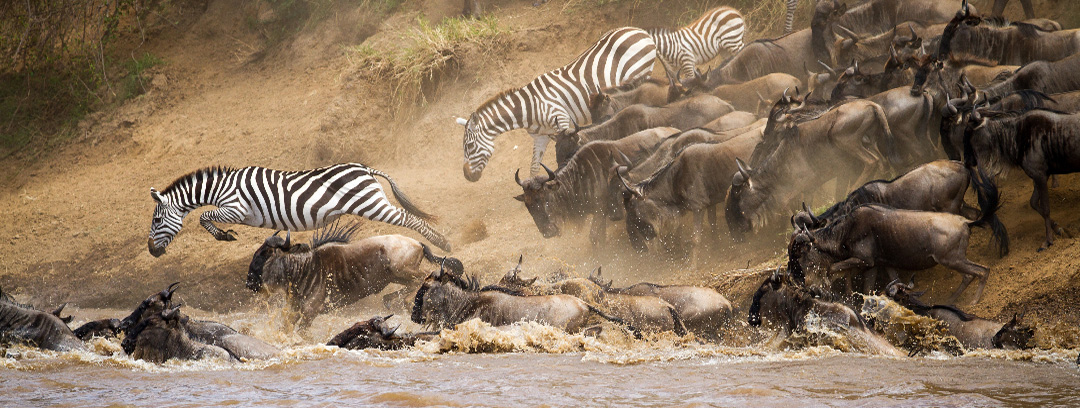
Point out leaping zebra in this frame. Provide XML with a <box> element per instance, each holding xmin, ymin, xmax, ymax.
<box><xmin>147</xmin><ymin>163</ymin><xmax>450</xmax><ymax>257</ymax></box>
<box><xmin>648</xmin><ymin>6</ymin><xmax>745</xmax><ymax>86</ymax></box>
<box><xmin>456</xmin><ymin>27</ymin><xmax>656</xmax><ymax>182</ymax></box>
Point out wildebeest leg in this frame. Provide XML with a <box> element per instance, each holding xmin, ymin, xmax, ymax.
<box><xmin>529</xmin><ymin>132</ymin><xmax>551</xmax><ymax>176</ymax></box>
<box><xmin>939</xmin><ymin>258</ymin><xmax>990</xmax><ymax>305</ymax></box>
<box><xmin>830</xmin><ymin>257</ymin><xmax>871</xmax><ymax>295</ymax></box>
<box><xmin>1029</xmin><ymin>176</ymin><xmax>1061</xmax><ymax>251</ymax></box>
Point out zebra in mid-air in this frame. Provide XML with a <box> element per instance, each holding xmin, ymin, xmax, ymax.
<box><xmin>147</xmin><ymin>163</ymin><xmax>450</xmax><ymax>257</ymax></box>
<box><xmin>648</xmin><ymin>6</ymin><xmax>745</xmax><ymax>86</ymax></box>
<box><xmin>456</xmin><ymin>26</ymin><xmax>656</xmax><ymax>182</ymax></box>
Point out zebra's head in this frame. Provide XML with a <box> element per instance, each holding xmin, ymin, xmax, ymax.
<box><xmin>148</xmin><ymin>187</ymin><xmax>186</xmax><ymax>257</ymax></box>
<box><xmin>458</xmin><ymin>113</ymin><xmax>494</xmax><ymax>182</ymax></box>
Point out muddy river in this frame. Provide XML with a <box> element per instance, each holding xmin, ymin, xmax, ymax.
<box><xmin>3</xmin><ymin>306</ymin><xmax>1079</xmax><ymax>407</ymax></box>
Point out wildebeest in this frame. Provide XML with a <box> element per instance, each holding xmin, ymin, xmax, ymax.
<box><xmin>326</xmin><ymin>315</ymin><xmax>434</xmax><ymax>350</ymax></box>
<box><xmin>248</xmin><ymin>224</ymin><xmax>463</xmax><ymax>326</ymax></box>
<box><xmin>518</xmin><ymin>127</ymin><xmax>679</xmax><ymax>244</ymax></box>
<box><xmin>938</xmin><ymin>5</ymin><xmax>1080</xmax><ymax>65</ymax></box>
<box><xmin>72</xmin><ymin>318</ymin><xmax>121</xmax><ymax>341</ymax></box>
<box><xmin>563</xmin><ymin>95</ymin><xmax>733</xmax><ymax>159</ymax></box>
<box><xmin>887</xmin><ymin>281</ymin><xmax>1034</xmax><ymax>349</ymax></box>
<box><xmin>496</xmin><ymin>263</ymin><xmax>687</xmax><ymax>335</ymax></box>
<box><xmin>811</xmin><ymin>0</ymin><xmax>966</xmax><ymax>65</ymax></box>
<box><xmin>705</xmin><ymin>73</ymin><xmax>803</xmax><ymax>115</ymax></box>
<box><xmin>700</xmin><ymin>111</ymin><xmax>758</xmax><ymax>134</ymax></box>
<box><xmin>0</xmin><ymin>286</ymin><xmax>85</xmax><ymax>351</ymax></box>
<box><xmin>628</xmin><ymin>120</ymin><xmax>765</xmax><ymax>181</ymax></box>
<box><xmin>590</xmin><ymin>77</ymin><xmax>682</xmax><ymax>119</ymax></box>
<box><xmin>795</xmin><ymin>160</ymin><xmax>1009</xmax><ymax>256</ymax></box>
<box><xmin>620</xmin><ymin>126</ymin><xmax>762</xmax><ymax>252</ymax></box>
<box><xmin>119</xmin><ymin>283</ymin><xmax>279</xmax><ymax>360</ymax></box>
<box><xmin>747</xmin><ymin>269</ymin><xmax>902</xmax><ymax>355</ymax></box>
<box><xmin>699</xmin><ymin>29</ymin><xmax>816</xmax><ymax>87</ymax></box>
<box><xmin>122</xmin><ymin>304</ymin><xmax>234</xmax><ymax>363</ymax></box>
<box><xmin>587</xmin><ymin>268</ymin><xmax>732</xmax><ymax>339</ymax></box>
<box><xmin>963</xmin><ymin>107</ymin><xmax>1080</xmax><ymax>250</ymax></box>
<box><xmin>975</xmin><ymin>52</ymin><xmax>1080</xmax><ymax>104</ymax></box>
<box><xmin>726</xmin><ymin>100</ymin><xmax>897</xmax><ymax>239</ymax></box>
<box><xmin>829</xmin><ymin>24</ymin><xmax>930</xmax><ymax>69</ymax></box>
<box><xmin>411</xmin><ymin>265</ymin><xmax>641</xmax><ymax>337</ymax></box>
<box><xmin>789</xmin><ymin>189</ymin><xmax>999</xmax><ymax>304</ymax></box>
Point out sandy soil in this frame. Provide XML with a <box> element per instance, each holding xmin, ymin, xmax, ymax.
<box><xmin>0</xmin><ymin>0</ymin><xmax>1077</xmax><ymax>341</ymax></box>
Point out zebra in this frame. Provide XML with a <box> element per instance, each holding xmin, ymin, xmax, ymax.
<box><xmin>648</xmin><ymin>6</ymin><xmax>746</xmax><ymax>86</ymax></box>
<box><xmin>147</xmin><ymin>163</ymin><xmax>450</xmax><ymax>257</ymax></box>
<box><xmin>456</xmin><ymin>26</ymin><xmax>656</xmax><ymax>182</ymax></box>
<box><xmin>784</xmin><ymin>0</ymin><xmax>799</xmax><ymax>33</ymax></box>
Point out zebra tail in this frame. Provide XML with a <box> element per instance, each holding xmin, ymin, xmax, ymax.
<box><xmin>369</xmin><ymin>167</ymin><xmax>438</xmax><ymax>223</ymax></box>
<box><xmin>587</xmin><ymin>304</ymin><xmax>643</xmax><ymax>340</ymax></box>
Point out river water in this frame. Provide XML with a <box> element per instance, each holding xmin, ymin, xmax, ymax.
<box><xmin>3</xmin><ymin>307</ymin><xmax>1079</xmax><ymax>407</ymax></box>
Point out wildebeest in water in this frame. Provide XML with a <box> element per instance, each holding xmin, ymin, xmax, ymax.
<box><xmin>247</xmin><ymin>222</ymin><xmax>463</xmax><ymax>327</ymax></box>
<box><xmin>886</xmin><ymin>281</ymin><xmax>1034</xmax><ymax>350</ymax></box>
<box><xmin>0</xmin><ymin>286</ymin><xmax>85</xmax><ymax>352</ymax></box>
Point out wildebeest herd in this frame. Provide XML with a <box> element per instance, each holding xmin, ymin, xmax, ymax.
<box><xmin>4</xmin><ymin>0</ymin><xmax>1078</xmax><ymax>362</ymax></box>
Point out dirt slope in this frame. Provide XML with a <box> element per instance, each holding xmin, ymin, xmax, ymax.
<box><xmin>0</xmin><ymin>0</ymin><xmax>1077</xmax><ymax>339</ymax></box>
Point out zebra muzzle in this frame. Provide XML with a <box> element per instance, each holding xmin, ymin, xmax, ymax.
<box><xmin>148</xmin><ymin>237</ymin><xmax>167</xmax><ymax>258</ymax></box>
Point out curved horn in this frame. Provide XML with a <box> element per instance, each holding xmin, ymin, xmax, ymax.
<box><xmin>515</xmin><ymin>169</ymin><xmax>524</xmax><ymax>186</ymax></box>
<box><xmin>782</xmin><ymin>87</ymin><xmax>791</xmax><ymax>103</ymax></box>
<box><xmin>540</xmin><ymin>163</ymin><xmax>556</xmax><ymax>182</ymax></box>
<box><xmin>516</xmin><ymin>254</ymin><xmax>523</xmax><ymax>268</ymax></box>
<box><xmin>735</xmin><ymin>157</ymin><xmax>751</xmax><ymax>179</ymax></box>
<box><xmin>835</xmin><ymin>24</ymin><xmax>858</xmax><ymax>39</ymax></box>
<box><xmin>946</xmin><ymin>96</ymin><xmax>958</xmax><ymax>115</ymax></box>
<box><xmin>909</xmin><ymin>25</ymin><xmax>918</xmax><ymax>40</ymax></box>
<box><xmin>165</xmin><ymin>282</ymin><xmax>180</xmax><ymax>299</ymax></box>
<box><xmin>617</xmin><ymin>151</ymin><xmax>632</xmax><ymax>166</ymax></box>
<box><xmin>284</xmin><ymin>231</ymin><xmax>292</xmax><ymax>248</ymax></box>
<box><xmin>818</xmin><ymin>60</ymin><xmax>837</xmax><ymax>76</ymax></box>
<box><xmin>617</xmin><ymin>167</ymin><xmax>643</xmax><ymax>198</ymax></box>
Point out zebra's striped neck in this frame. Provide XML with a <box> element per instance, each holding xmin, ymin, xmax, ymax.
<box><xmin>474</xmin><ymin>87</ymin><xmax>541</xmax><ymax>134</ymax></box>
<box><xmin>160</xmin><ymin>166</ymin><xmax>237</xmax><ymax>211</ymax></box>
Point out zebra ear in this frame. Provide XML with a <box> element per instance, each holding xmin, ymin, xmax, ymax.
<box><xmin>150</xmin><ymin>188</ymin><xmax>164</xmax><ymax>203</ymax></box>
<box><xmin>455</xmin><ymin>117</ymin><xmax>468</xmax><ymax>126</ymax></box>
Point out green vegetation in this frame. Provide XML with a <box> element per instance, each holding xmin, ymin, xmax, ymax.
<box><xmin>346</xmin><ymin>14</ymin><xmax>508</xmax><ymax>109</ymax></box>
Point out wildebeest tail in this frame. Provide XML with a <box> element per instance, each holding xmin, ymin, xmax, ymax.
<box><xmin>968</xmin><ymin>166</ymin><xmax>1009</xmax><ymax>256</ymax></box>
<box><xmin>420</xmin><ymin>243</ymin><xmax>464</xmax><ymax>275</ymax></box>
<box><xmin>586</xmin><ymin>305</ymin><xmax>643</xmax><ymax>339</ymax></box>
<box><xmin>368</xmin><ymin>167</ymin><xmax>437</xmax><ymax>222</ymax></box>
<box><xmin>870</xmin><ymin>103</ymin><xmax>903</xmax><ymax>169</ymax></box>
<box><xmin>668</xmin><ymin>306</ymin><xmax>688</xmax><ymax>337</ymax></box>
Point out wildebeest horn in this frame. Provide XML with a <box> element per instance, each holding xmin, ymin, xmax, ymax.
<box><xmin>853</xmin><ymin>60</ymin><xmax>860</xmax><ymax>74</ymax></box>
<box><xmin>516</xmin><ymin>254</ymin><xmax>523</xmax><ymax>269</ymax></box>
<box><xmin>818</xmin><ymin>60</ymin><xmax>837</xmax><ymax>76</ymax></box>
<box><xmin>835</xmin><ymin>24</ymin><xmax>858</xmax><ymax>40</ymax></box>
<box><xmin>909</xmin><ymin>25</ymin><xmax>918</xmax><ymax>40</ymax></box>
<box><xmin>514</xmin><ymin>169</ymin><xmax>523</xmax><ymax>186</ymax></box>
<box><xmin>617</xmin><ymin>151</ymin><xmax>632</xmax><ymax>166</ymax></box>
<box><xmin>284</xmin><ymin>231</ymin><xmax>292</xmax><ymax>248</ymax></box>
<box><xmin>802</xmin><ymin>202</ymin><xmax>811</xmax><ymax>214</ymax></box>
<box><xmin>540</xmin><ymin>163</ymin><xmax>556</xmax><ymax>182</ymax></box>
<box><xmin>164</xmin><ymin>282</ymin><xmax>180</xmax><ymax>299</ymax></box>
<box><xmin>735</xmin><ymin>158</ymin><xmax>751</xmax><ymax>179</ymax></box>
<box><xmin>946</xmin><ymin>96</ymin><xmax>958</xmax><ymax>115</ymax></box>
<box><xmin>803</xmin><ymin>62</ymin><xmax>814</xmax><ymax>77</ymax></box>
<box><xmin>617</xmin><ymin>167</ymin><xmax>643</xmax><ymax>198</ymax></box>
<box><xmin>962</xmin><ymin>0</ymin><xmax>969</xmax><ymax>16</ymax></box>
<box><xmin>781</xmin><ymin>87</ymin><xmax>791</xmax><ymax>103</ymax></box>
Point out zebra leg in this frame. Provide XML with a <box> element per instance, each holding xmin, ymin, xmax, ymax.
<box><xmin>784</xmin><ymin>0</ymin><xmax>798</xmax><ymax>33</ymax></box>
<box><xmin>199</xmin><ymin>207</ymin><xmax>244</xmax><ymax>241</ymax></box>
<box><xmin>530</xmin><ymin>132</ymin><xmax>551</xmax><ymax>176</ymax></box>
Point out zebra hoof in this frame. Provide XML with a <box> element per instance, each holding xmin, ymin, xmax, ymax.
<box><xmin>218</xmin><ymin>230</ymin><xmax>238</xmax><ymax>241</ymax></box>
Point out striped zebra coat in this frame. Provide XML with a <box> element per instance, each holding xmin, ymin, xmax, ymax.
<box><xmin>457</xmin><ymin>27</ymin><xmax>656</xmax><ymax>182</ymax></box>
<box><xmin>147</xmin><ymin>163</ymin><xmax>450</xmax><ymax>256</ymax></box>
<box><xmin>648</xmin><ymin>6</ymin><xmax>745</xmax><ymax>85</ymax></box>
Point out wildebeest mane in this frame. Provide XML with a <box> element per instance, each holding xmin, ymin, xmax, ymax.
<box><xmin>161</xmin><ymin>166</ymin><xmax>237</xmax><ymax>195</ymax></box>
<box><xmin>817</xmin><ymin>177</ymin><xmax>892</xmax><ymax>220</ymax></box>
<box><xmin>311</xmin><ymin>221</ymin><xmax>362</xmax><ymax>248</ymax></box>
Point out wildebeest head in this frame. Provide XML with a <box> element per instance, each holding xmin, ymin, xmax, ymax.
<box><xmin>411</xmin><ymin>262</ymin><xmax>479</xmax><ymax>328</ymax></box>
<box><xmin>119</xmin><ymin>282</ymin><xmax>180</xmax><ymax>333</ymax></box>
<box><xmin>496</xmin><ymin>255</ymin><xmax>538</xmax><ymax>291</ymax></box>
<box><xmin>725</xmin><ymin>157</ymin><xmax>765</xmax><ymax>240</ymax></box>
<box><xmin>247</xmin><ymin>231</ymin><xmax>289</xmax><ymax>292</ymax></box>
<box><xmin>992</xmin><ymin>313</ymin><xmax>1035</xmax><ymax>350</ymax></box>
<box><xmin>937</xmin><ymin>0</ymin><xmax>980</xmax><ymax>60</ymax></box>
<box><xmin>587</xmin><ymin>267</ymin><xmax>612</xmax><ymax>290</ymax></box>
<box><xmin>791</xmin><ymin>203</ymin><xmax>825</xmax><ymax>230</ymax></box>
<box><xmin>514</xmin><ymin>165</ymin><xmax>562</xmax><ymax>238</ymax></box>
<box><xmin>73</xmin><ymin>318</ymin><xmax>122</xmax><ymax>341</ymax></box>
<box><xmin>121</xmin><ymin>303</ymin><xmax>184</xmax><ymax>355</ymax></box>
<box><xmin>147</xmin><ymin>188</ymin><xmax>187</xmax><ymax>257</ymax></box>
<box><xmin>747</xmin><ymin>268</ymin><xmax>787</xmax><ymax>327</ymax></box>
<box><xmin>588</xmin><ymin>93</ymin><xmax>616</xmax><ymax>123</ymax></box>
<box><xmin>326</xmin><ymin>315</ymin><xmax>400</xmax><ymax>349</ymax></box>
<box><xmin>617</xmin><ymin>167</ymin><xmax>661</xmax><ymax>252</ymax></box>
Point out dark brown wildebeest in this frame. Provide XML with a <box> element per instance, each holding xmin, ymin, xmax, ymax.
<box><xmin>0</xmin><ymin>287</ymin><xmax>85</xmax><ymax>351</ymax></box>
<box><xmin>72</xmin><ymin>318</ymin><xmax>121</xmax><ymax>341</ymax></box>
<box><xmin>326</xmin><ymin>315</ymin><xmax>435</xmax><ymax>350</ymax></box>
<box><xmin>829</xmin><ymin>23</ymin><xmax>929</xmax><ymax>70</ymax></box>
<box><xmin>495</xmin><ymin>262</ymin><xmax>686</xmax><ymax>335</ymax></box>
<box><xmin>937</xmin><ymin>5</ymin><xmax>1080</xmax><ymax>65</ymax></box>
<box><xmin>975</xmin><ymin>52</ymin><xmax>1080</xmax><ymax>104</ymax></box>
<box><xmin>810</xmin><ymin>0</ymin><xmax>966</xmax><ymax>65</ymax></box>
<box><xmin>629</xmin><ymin>121</ymin><xmax>765</xmax><ymax>181</ymax></box>
<box><xmin>706</xmin><ymin>73</ymin><xmax>803</xmax><ymax>115</ymax></box>
<box><xmin>248</xmin><ymin>225</ymin><xmax>463</xmax><ymax>326</ymax></box>
<box><xmin>725</xmin><ymin>100</ymin><xmax>898</xmax><ymax>239</ymax></box>
<box><xmin>122</xmin><ymin>304</ymin><xmax>234</xmax><ymax>363</ymax></box>
<box><xmin>886</xmin><ymin>281</ymin><xmax>1034</xmax><ymax>349</ymax></box>
<box><xmin>119</xmin><ymin>283</ymin><xmax>280</xmax><ymax>361</ymax></box>
<box><xmin>789</xmin><ymin>193</ymin><xmax>999</xmax><ymax>304</ymax></box>
<box><xmin>517</xmin><ymin>127</ymin><xmax>679</xmax><ymax>244</ymax></box>
<box><xmin>794</xmin><ymin>160</ymin><xmax>1009</xmax><ymax>257</ymax></box>
<box><xmin>411</xmin><ymin>264</ymin><xmax>641</xmax><ymax>337</ymax></box>
<box><xmin>963</xmin><ymin>107</ymin><xmax>1080</xmax><ymax>251</ymax></box>
<box><xmin>587</xmin><ymin>268</ymin><xmax>732</xmax><ymax>339</ymax></box>
<box><xmin>620</xmin><ymin>126</ymin><xmax>762</xmax><ymax>252</ymax></box>
<box><xmin>746</xmin><ymin>269</ymin><xmax>902</xmax><ymax>355</ymax></box>
<box><xmin>835</xmin><ymin>84</ymin><xmax>937</xmax><ymax>167</ymax></box>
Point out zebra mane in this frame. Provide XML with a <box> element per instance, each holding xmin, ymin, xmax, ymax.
<box><xmin>476</xmin><ymin>88</ymin><xmax>520</xmax><ymax>112</ymax></box>
<box><xmin>311</xmin><ymin>221</ymin><xmax>362</xmax><ymax>248</ymax></box>
<box><xmin>161</xmin><ymin>166</ymin><xmax>237</xmax><ymax>194</ymax></box>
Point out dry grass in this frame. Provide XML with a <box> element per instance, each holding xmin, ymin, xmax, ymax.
<box><xmin>345</xmin><ymin>14</ymin><xmax>508</xmax><ymax>110</ymax></box>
